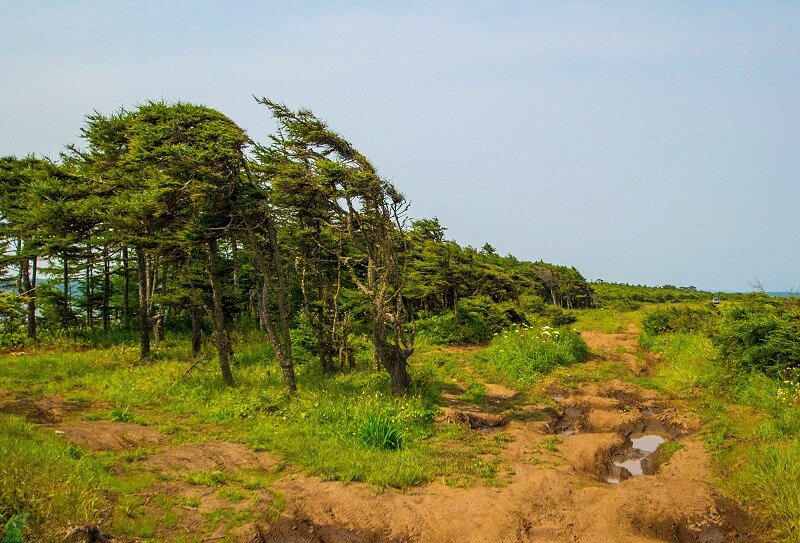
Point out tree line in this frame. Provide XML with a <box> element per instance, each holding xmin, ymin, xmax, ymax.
<box><xmin>0</xmin><ymin>99</ymin><xmax>594</xmax><ymax>394</ymax></box>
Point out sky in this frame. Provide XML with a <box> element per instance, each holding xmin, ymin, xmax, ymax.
<box><xmin>2</xmin><ymin>1</ymin><xmax>799</xmax><ymax>292</ymax></box>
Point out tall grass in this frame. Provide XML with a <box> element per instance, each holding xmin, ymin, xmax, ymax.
<box><xmin>0</xmin><ymin>415</ymin><xmax>111</xmax><ymax>542</ymax></box>
<box><xmin>646</xmin><ymin>332</ymin><xmax>800</xmax><ymax>541</ymax></box>
<box><xmin>478</xmin><ymin>324</ymin><xmax>588</xmax><ymax>387</ymax></box>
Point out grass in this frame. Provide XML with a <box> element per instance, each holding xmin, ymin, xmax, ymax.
<box><xmin>644</xmin><ymin>331</ymin><xmax>800</xmax><ymax>542</ymax></box>
<box><xmin>0</xmin><ymin>415</ymin><xmax>112</xmax><ymax>542</ymax></box>
<box><xmin>655</xmin><ymin>440</ymin><xmax>685</xmax><ymax>465</ymax></box>
<box><xmin>0</xmin><ymin>334</ymin><xmax>544</xmax><ymax>541</ymax></box>
<box><xmin>0</xmin><ymin>313</ymin><xmax>644</xmax><ymax>542</ymax></box>
<box><xmin>474</xmin><ymin>324</ymin><xmax>588</xmax><ymax>389</ymax></box>
<box><xmin>359</xmin><ymin>414</ymin><xmax>404</xmax><ymax>450</ymax></box>
<box><xmin>572</xmin><ymin>308</ymin><xmax>641</xmax><ymax>333</ymax></box>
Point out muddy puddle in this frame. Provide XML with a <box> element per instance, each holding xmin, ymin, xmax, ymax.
<box><xmin>605</xmin><ymin>433</ymin><xmax>668</xmax><ymax>483</ymax></box>
<box><xmin>548</xmin><ymin>393</ymin><xmax>584</xmax><ymax>436</ymax></box>
<box><xmin>551</xmin><ymin>406</ymin><xmax>583</xmax><ymax>435</ymax></box>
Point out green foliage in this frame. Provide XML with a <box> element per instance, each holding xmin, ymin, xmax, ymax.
<box><xmin>480</xmin><ymin>324</ymin><xmax>588</xmax><ymax>386</ymax></box>
<box><xmin>546</xmin><ymin>307</ymin><xmax>578</xmax><ymax>327</ymax></box>
<box><xmin>0</xmin><ymin>294</ymin><xmax>26</xmax><ymax>348</ymax></box>
<box><xmin>416</xmin><ymin>296</ymin><xmax>520</xmax><ymax>344</ymax></box>
<box><xmin>647</xmin><ymin>331</ymin><xmax>800</xmax><ymax>541</ymax></box>
<box><xmin>715</xmin><ymin>297</ymin><xmax>800</xmax><ymax>375</ymax></box>
<box><xmin>359</xmin><ymin>415</ymin><xmax>404</xmax><ymax>450</ymax></box>
<box><xmin>593</xmin><ymin>281</ymin><xmax>724</xmax><ymax>310</ymax></box>
<box><xmin>2</xmin><ymin>513</ymin><xmax>26</xmax><ymax>543</ymax></box>
<box><xmin>641</xmin><ymin>305</ymin><xmax>717</xmax><ymax>336</ymax></box>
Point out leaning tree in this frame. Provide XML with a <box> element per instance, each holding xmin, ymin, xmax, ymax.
<box><xmin>259</xmin><ymin>99</ymin><xmax>415</xmax><ymax>394</ymax></box>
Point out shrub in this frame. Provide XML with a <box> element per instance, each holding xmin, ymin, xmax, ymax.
<box><xmin>416</xmin><ymin>296</ymin><xmax>518</xmax><ymax>344</ymax></box>
<box><xmin>546</xmin><ymin>307</ymin><xmax>577</xmax><ymax>327</ymax></box>
<box><xmin>642</xmin><ymin>306</ymin><xmax>717</xmax><ymax>336</ymax></box>
<box><xmin>715</xmin><ymin>298</ymin><xmax>800</xmax><ymax>375</ymax></box>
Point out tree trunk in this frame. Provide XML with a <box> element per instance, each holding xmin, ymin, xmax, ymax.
<box><xmin>20</xmin><ymin>254</ymin><xmax>36</xmax><ymax>339</ymax></box>
<box><xmin>102</xmin><ymin>246</ymin><xmax>110</xmax><ymax>330</ymax></box>
<box><xmin>246</xmin><ymin>225</ymin><xmax>296</xmax><ymax>393</ymax></box>
<box><xmin>371</xmin><ymin>300</ymin><xmax>412</xmax><ymax>395</ymax></box>
<box><xmin>86</xmin><ymin>244</ymin><xmax>93</xmax><ymax>328</ymax></box>
<box><xmin>122</xmin><ymin>248</ymin><xmax>130</xmax><ymax>329</ymax></box>
<box><xmin>189</xmin><ymin>305</ymin><xmax>203</xmax><ymax>356</ymax></box>
<box><xmin>135</xmin><ymin>246</ymin><xmax>151</xmax><ymax>359</ymax></box>
<box><xmin>63</xmin><ymin>251</ymin><xmax>70</xmax><ymax>328</ymax></box>
<box><xmin>208</xmin><ymin>238</ymin><xmax>235</xmax><ymax>386</ymax></box>
<box><xmin>373</xmin><ymin>333</ymin><xmax>412</xmax><ymax>395</ymax></box>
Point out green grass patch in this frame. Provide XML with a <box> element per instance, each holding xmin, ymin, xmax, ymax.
<box><xmin>475</xmin><ymin>325</ymin><xmax>588</xmax><ymax>388</ymax></box>
<box><xmin>573</xmin><ymin>308</ymin><xmax>641</xmax><ymax>333</ymax></box>
<box><xmin>644</xmin><ymin>331</ymin><xmax>800</xmax><ymax>542</ymax></box>
<box><xmin>0</xmin><ymin>415</ymin><xmax>112</xmax><ymax>542</ymax></box>
<box><xmin>0</xmin><ymin>340</ymin><xmax>511</xmax><ymax>489</ymax></box>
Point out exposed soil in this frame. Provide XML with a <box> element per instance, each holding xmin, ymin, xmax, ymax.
<box><xmin>146</xmin><ymin>441</ymin><xmax>280</xmax><ymax>473</ymax></box>
<box><xmin>0</xmin><ymin>393</ymin><xmax>90</xmax><ymax>423</ymax></box>
<box><xmin>55</xmin><ymin>420</ymin><xmax>168</xmax><ymax>451</ymax></box>
<box><xmin>23</xmin><ymin>326</ymin><xmax>760</xmax><ymax>542</ymax></box>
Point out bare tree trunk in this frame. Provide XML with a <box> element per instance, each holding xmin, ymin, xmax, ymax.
<box><xmin>246</xmin><ymin>225</ymin><xmax>296</xmax><ymax>393</ymax></box>
<box><xmin>20</xmin><ymin>253</ymin><xmax>36</xmax><ymax>339</ymax></box>
<box><xmin>208</xmin><ymin>238</ymin><xmax>235</xmax><ymax>386</ymax></box>
<box><xmin>86</xmin><ymin>244</ymin><xmax>93</xmax><ymax>328</ymax></box>
<box><xmin>189</xmin><ymin>304</ymin><xmax>203</xmax><ymax>356</ymax></box>
<box><xmin>102</xmin><ymin>246</ymin><xmax>110</xmax><ymax>330</ymax></box>
<box><xmin>122</xmin><ymin>248</ymin><xmax>130</xmax><ymax>328</ymax></box>
<box><xmin>135</xmin><ymin>246</ymin><xmax>151</xmax><ymax>359</ymax></box>
<box><xmin>63</xmin><ymin>251</ymin><xmax>70</xmax><ymax>328</ymax></box>
<box><xmin>155</xmin><ymin>264</ymin><xmax>165</xmax><ymax>342</ymax></box>
<box><xmin>30</xmin><ymin>256</ymin><xmax>37</xmax><ymax>337</ymax></box>
<box><xmin>231</xmin><ymin>235</ymin><xmax>240</xmax><ymax>293</ymax></box>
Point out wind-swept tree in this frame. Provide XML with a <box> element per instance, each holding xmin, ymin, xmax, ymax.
<box><xmin>124</xmin><ymin>102</ymin><xmax>250</xmax><ymax>385</ymax></box>
<box><xmin>259</xmin><ymin>99</ymin><xmax>415</xmax><ymax>394</ymax></box>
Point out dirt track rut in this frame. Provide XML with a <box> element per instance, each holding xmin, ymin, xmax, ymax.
<box><xmin>254</xmin><ymin>328</ymin><xmax>757</xmax><ymax>543</ymax></box>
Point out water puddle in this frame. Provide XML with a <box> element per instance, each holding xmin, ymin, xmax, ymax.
<box><xmin>605</xmin><ymin>433</ymin><xmax>667</xmax><ymax>484</ymax></box>
<box><xmin>551</xmin><ymin>406</ymin><xmax>584</xmax><ymax>435</ymax></box>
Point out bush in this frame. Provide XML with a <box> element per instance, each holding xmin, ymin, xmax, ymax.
<box><xmin>416</xmin><ymin>296</ymin><xmax>520</xmax><ymax>344</ymax></box>
<box><xmin>642</xmin><ymin>306</ymin><xmax>717</xmax><ymax>336</ymax></box>
<box><xmin>546</xmin><ymin>307</ymin><xmax>577</xmax><ymax>327</ymax></box>
<box><xmin>481</xmin><ymin>324</ymin><xmax>588</xmax><ymax>385</ymax></box>
<box><xmin>715</xmin><ymin>298</ymin><xmax>800</xmax><ymax>375</ymax></box>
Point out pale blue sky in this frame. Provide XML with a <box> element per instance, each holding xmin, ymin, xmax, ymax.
<box><xmin>2</xmin><ymin>1</ymin><xmax>798</xmax><ymax>291</ymax></box>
